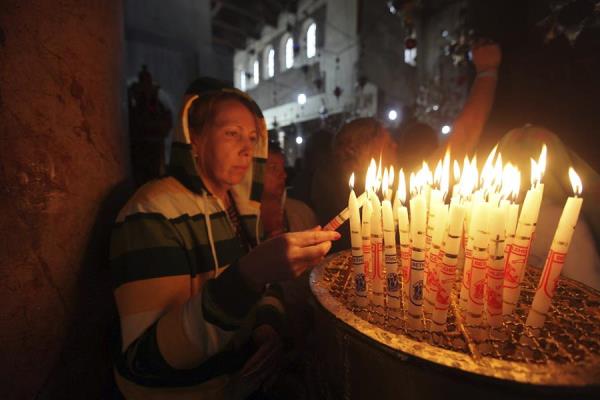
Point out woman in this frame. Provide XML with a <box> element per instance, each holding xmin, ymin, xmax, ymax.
<box><xmin>110</xmin><ymin>78</ymin><xmax>339</xmax><ymax>399</ymax></box>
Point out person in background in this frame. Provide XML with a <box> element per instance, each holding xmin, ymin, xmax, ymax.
<box><xmin>497</xmin><ymin>125</ymin><xmax>600</xmax><ymax>290</ymax></box>
<box><xmin>311</xmin><ymin>117</ymin><xmax>399</xmax><ymax>252</ymax></box>
<box><xmin>289</xmin><ymin>128</ymin><xmax>334</xmax><ymax>206</ymax></box>
<box><xmin>261</xmin><ymin>142</ymin><xmax>319</xmax><ymax>238</ymax></box>
<box><xmin>111</xmin><ymin>78</ymin><xmax>339</xmax><ymax>399</ymax></box>
<box><xmin>398</xmin><ymin>40</ymin><xmax>502</xmax><ymax>172</ymax></box>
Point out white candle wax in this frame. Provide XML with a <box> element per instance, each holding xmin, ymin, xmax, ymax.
<box><xmin>503</xmin><ymin>189</ymin><xmax>537</xmax><ymax>315</ymax></box>
<box><xmin>408</xmin><ymin>194</ymin><xmax>427</xmax><ymax>328</ymax></box>
<box><xmin>370</xmin><ymin>194</ymin><xmax>384</xmax><ymax>307</ymax></box>
<box><xmin>397</xmin><ymin>205</ymin><xmax>411</xmax><ymax>305</ymax></box>
<box><xmin>361</xmin><ymin>199</ymin><xmax>373</xmax><ymax>301</ymax></box>
<box><xmin>382</xmin><ymin>198</ymin><xmax>400</xmax><ymax>310</ymax></box>
<box><xmin>431</xmin><ymin>203</ymin><xmax>466</xmax><ymax>331</ymax></box>
<box><xmin>424</xmin><ymin>205</ymin><xmax>448</xmax><ymax>316</ymax></box>
<box><xmin>486</xmin><ymin>206</ymin><xmax>506</xmax><ymax>327</ymax></box>
<box><xmin>466</xmin><ymin>202</ymin><xmax>490</xmax><ymax>325</ymax></box>
<box><xmin>526</xmin><ymin>196</ymin><xmax>583</xmax><ymax>328</ymax></box>
<box><xmin>349</xmin><ymin>188</ymin><xmax>367</xmax><ymax>307</ymax></box>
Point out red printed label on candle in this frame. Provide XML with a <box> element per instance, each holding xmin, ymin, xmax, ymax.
<box><xmin>439</xmin><ymin>261</ymin><xmax>456</xmax><ymax>276</ymax></box>
<box><xmin>462</xmin><ymin>248</ymin><xmax>472</xmax><ymax>290</ymax></box>
<box><xmin>469</xmin><ymin>258</ymin><xmax>487</xmax><ymax>305</ymax></box>
<box><xmin>371</xmin><ymin>242</ymin><xmax>383</xmax><ymax>279</ymax></box>
<box><xmin>362</xmin><ymin>243</ymin><xmax>371</xmax><ymax>276</ymax></box>
<box><xmin>539</xmin><ymin>250</ymin><xmax>566</xmax><ymax>298</ymax></box>
<box><xmin>436</xmin><ymin>283</ymin><xmax>450</xmax><ymax>308</ymax></box>
<box><xmin>503</xmin><ymin>242</ymin><xmax>528</xmax><ymax>288</ymax></box>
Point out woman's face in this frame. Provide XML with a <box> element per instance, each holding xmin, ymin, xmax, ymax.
<box><xmin>192</xmin><ymin>99</ymin><xmax>258</xmax><ymax>192</ymax></box>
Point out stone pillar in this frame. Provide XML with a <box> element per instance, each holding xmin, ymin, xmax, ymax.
<box><xmin>0</xmin><ymin>1</ymin><xmax>128</xmax><ymax>398</ymax></box>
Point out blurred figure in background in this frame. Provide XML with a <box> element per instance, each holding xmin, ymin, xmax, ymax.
<box><xmin>261</xmin><ymin>142</ymin><xmax>318</xmax><ymax>238</ymax></box>
<box><xmin>311</xmin><ymin>118</ymin><xmax>398</xmax><ymax>252</ymax></box>
<box><xmin>398</xmin><ymin>40</ymin><xmax>502</xmax><ymax>172</ymax></box>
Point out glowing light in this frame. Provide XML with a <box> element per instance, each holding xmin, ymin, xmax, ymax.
<box><xmin>398</xmin><ymin>169</ymin><xmax>407</xmax><ymax>204</ymax></box>
<box><xmin>383</xmin><ymin>168</ymin><xmax>390</xmax><ymax>200</ymax></box>
<box><xmin>349</xmin><ymin>172</ymin><xmax>355</xmax><ymax>190</ymax></box>
<box><xmin>569</xmin><ymin>167</ymin><xmax>582</xmax><ymax>196</ymax></box>
<box><xmin>296</xmin><ymin>136</ymin><xmax>303</xmax><ymax>144</ymax></box>
<box><xmin>538</xmin><ymin>144</ymin><xmax>547</xmax><ymax>179</ymax></box>
<box><xmin>388</xmin><ymin>110</ymin><xmax>398</xmax><ymax>121</ymax></box>
<box><xmin>441</xmin><ymin>125</ymin><xmax>451</xmax><ymax>135</ymax></box>
<box><xmin>454</xmin><ymin>159</ymin><xmax>461</xmax><ymax>182</ymax></box>
<box><xmin>297</xmin><ymin>93</ymin><xmax>307</xmax><ymax>105</ymax></box>
<box><xmin>530</xmin><ymin>158</ymin><xmax>541</xmax><ymax>188</ymax></box>
<box><xmin>434</xmin><ymin>160</ymin><xmax>443</xmax><ymax>186</ymax></box>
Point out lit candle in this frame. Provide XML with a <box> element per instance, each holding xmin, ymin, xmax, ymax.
<box><xmin>396</xmin><ymin>169</ymin><xmax>411</xmax><ymax>305</ymax></box>
<box><xmin>361</xmin><ymin>196</ymin><xmax>373</xmax><ymax>299</ymax></box>
<box><xmin>431</xmin><ymin>202</ymin><xmax>466</xmax><ymax>331</ymax></box>
<box><xmin>486</xmin><ymin>206</ymin><xmax>506</xmax><ymax>327</ymax></box>
<box><xmin>382</xmin><ymin>169</ymin><xmax>400</xmax><ymax>311</ymax></box>
<box><xmin>526</xmin><ymin>168</ymin><xmax>583</xmax><ymax>328</ymax></box>
<box><xmin>349</xmin><ymin>173</ymin><xmax>367</xmax><ymax>307</ymax></box>
<box><xmin>503</xmin><ymin>157</ymin><xmax>544</xmax><ymax>315</ymax></box>
<box><xmin>424</xmin><ymin>205</ymin><xmax>448</xmax><ymax>316</ymax></box>
<box><xmin>370</xmin><ymin>164</ymin><xmax>384</xmax><ymax>307</ymax></box>
<box><xmin>466</xmin><ymin>202</ymin><xmax>490</xmax><ymax>325</ymax></box>
<box><xmin>408</xmin><ymin>182</ymin><xmax>427</xmax><ymax>329</ymax></box>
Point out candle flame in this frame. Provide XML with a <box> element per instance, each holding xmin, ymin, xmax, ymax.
<box><xmin>513</xmin><ymin>167</ymin><xmax>521</xmax><ymax>200</ymax></box>
<box><xmin>569</xmin><ymin>167</ymin><xmax>582</xmax><ymax>196</ymax></box>
<box><xmin>538</xmin><ymin>144</ymin><xmax>547</xmax><ymax>178</ymax></box>
<box><xmin>349</xmin><ymin>172</ymin><xmax>355</xmax><ymax>190</ymax></box>
<box><xmin>409</xmin><ymin>171</ymin><xmax>416</xmax><ymax>196</ymax></box>
<box><xmin>471</xmin><ymin>156</ymin><xmax>479</xmax><ymax>188</ymax></box>
<box><xmin>530</xmin><ymin>158</ymin><xmax>541</xmax><ymax>188</ymax></box>
<box><xmin>434</xmin><ymin>160</ymin><xmax>442</xmax><ymax>186</ymax></box>
<box><xmin>422</xmin><ymin>161</ymin><xmax>433</xmax><ymax>185</ymax></box>
<box><xmin>454</xmin><ymin>159</ymin><xmax>461</xmax><ymax>181</ymax></box>
<box><xmin>441</xmin><ymin>150</ymin><xmax>450</xmax><ymax>200</ymax></box>
<box><xmin>389</xmin><ymin>165</ymin><xmax>395</xmax><ymax>188</ymax></box>
<box><xmin>398</xmin><ymin>169</ymin><xmax>407</xmax><ymax>204</ymax></box>
<box><xmin>493</xmin><ymin>153</ymin><xmax>503</xmax><ymax>190</ymax></box>
<box><xmin>383</xmin><ymin>168</ymin><xmax>389</xmax><ymax>196</ymax></box>
<box><xmin>376</xmin><ymin>156</ymin><xmax>383</xmax><ymax>192</ymax></box>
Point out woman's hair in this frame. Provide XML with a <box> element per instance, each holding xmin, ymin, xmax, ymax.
<box><xmin>188</xmin><ymin>92</ymin><xmax>256</xmax><ymax>138</ymax></box>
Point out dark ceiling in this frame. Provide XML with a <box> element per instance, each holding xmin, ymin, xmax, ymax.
<box><xmin>211</xmin><ymin>0</ymin><xmax>299</xmax><ymax>49</ymax></box>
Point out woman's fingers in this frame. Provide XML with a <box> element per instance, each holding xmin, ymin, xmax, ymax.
<box><xmin>288</xmin><ymin>230</ymin><xmax>340</xmax><ymax>247</ymax></box>
<box><xmin>291</xmin><ymin>240</ymin><xmax>332</xmax><ymax>263</ymax></box>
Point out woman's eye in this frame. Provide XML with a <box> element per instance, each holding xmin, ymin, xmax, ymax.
<box><xmin>226</xmin><ymin>130</ymin><xmax>238</xmax><ymax>137</ymax></box>
<box><xmin>250</xmin><ymin>135</ymin><xmax>258</xmax><ymax>143</ymax></box>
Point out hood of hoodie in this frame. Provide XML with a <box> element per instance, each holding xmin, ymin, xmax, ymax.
<box><xmin>167</xmin><ymin>78</ymin><xmax>268</xmax><ymax>211</ymax></box>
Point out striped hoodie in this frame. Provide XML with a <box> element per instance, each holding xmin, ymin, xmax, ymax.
<box><xmin>110</xmin><ymin>79</ymin><xmax>284</xmax><ymax>399</ymax></box>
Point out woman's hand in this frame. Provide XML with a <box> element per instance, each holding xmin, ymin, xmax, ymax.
<box><xmin>239</xmin><ymin>227</ymin><xmax>340</xmax><ymax>290</ymax></box>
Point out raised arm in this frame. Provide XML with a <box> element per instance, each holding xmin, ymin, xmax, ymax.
<box><xmin>447</xmin><ymin>41</ymin><xmax>502</xmax><ymax>157</ymax></box>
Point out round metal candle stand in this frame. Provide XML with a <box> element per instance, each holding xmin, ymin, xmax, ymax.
<box><xmin>309</xmin><ymin>250</ymin><xmax>600</xmax><ymax>400</ymax></box>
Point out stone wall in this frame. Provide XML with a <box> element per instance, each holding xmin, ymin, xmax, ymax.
<box><xmin>0</xmin><ymin>1</ymin><xmax>129</xmax><ymax>398</ymax></box>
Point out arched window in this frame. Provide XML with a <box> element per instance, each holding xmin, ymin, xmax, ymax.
<box><xmin>263</xmin><ymin>46</ymin><xmax>275</xmax><ymax>79</ymax></box>
<box><xmin>306</xmin><ymin>23</ymin><xmax>316</xmax><ymax>58</ymax></box>
<box><xmin>253</xmin><ymin>58</ymin><xmax>259</xmax><ymax>85</ymax></box>
<box><xmin>285</xmin><ymin>36</ymin><xmax>294</xmax><ymax>69</ymax></box>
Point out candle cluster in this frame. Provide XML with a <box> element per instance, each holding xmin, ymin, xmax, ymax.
<box><xmin>342</xmin><ymin>145</ymin><xmax>584</xmax><ymax>331</ymax></box>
